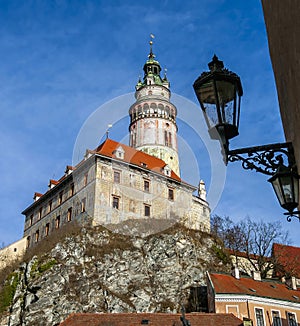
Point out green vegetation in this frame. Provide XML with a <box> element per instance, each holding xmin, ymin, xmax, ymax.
<box><xmin>0</xmin><ymin>272</ymin><xmax>19</xmax><ymax>313</ymax></box>
<box><xmin>30</xmin><ymin>258</ymin><xmax>57</xmax><ymax>279</ymax></box>
<box><xmin>211</xmin><ymin>244</ymin><xmax>230</xmax><ymax>265</ymax></box>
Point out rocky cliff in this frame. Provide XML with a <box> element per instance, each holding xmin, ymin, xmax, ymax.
<box><xmin>0</xmin><ymin>222</ymin><xmax>229</xmax><ymax>326</ymax></box>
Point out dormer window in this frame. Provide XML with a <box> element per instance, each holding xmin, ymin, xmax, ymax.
<box><xmin>141</xmin><ymin>162</ymin><xmax>148</xmax><ymax>168</ymax></box>
<box><xmin>114</xmin><ymin>146</ymin><xmax>125</xmax><ymax>160</ymax></box>
<box><xmin>84</xmin><ymin>149</ymin><xmax>93</xmax><ymax>160</ymax></box>
<box><xmin>163</xmin><ymin>165</ymin><xmax>171</xmax><ymax>177</ymax></box>
<box><xmin>65</xmin><ymin>165</ymin><xmax>74</xmax><ymax>176</ymax></box>
<box><xmin>33</xmin><ymin>192</ymin><xmax>43</xmax><ymax>202</ymax></box>
<box><xmin>48</xmin><ymin>179</ymin><xmax>58</xmax><ymax>189</ymax></box>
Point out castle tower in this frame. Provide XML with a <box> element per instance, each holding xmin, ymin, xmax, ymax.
<box><xmin>129</xmin><ymin>38</ymin><xmax>180</xmax><ymax>176</ymax></box>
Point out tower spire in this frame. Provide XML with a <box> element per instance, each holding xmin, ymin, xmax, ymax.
<box><xmin>129</xmin><ymin>38</ymin><xmax>180</xmax><ymax>176</ymax></box>
<box><xmin>149</xmin><ymin>34</ymin><xmax>155</xmax><ymax>59</ymax></box>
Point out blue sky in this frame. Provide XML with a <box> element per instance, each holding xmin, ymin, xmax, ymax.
<box><xmin>1</xmin><ymin>0</ymin><xmax>297</xmax><ymax>246</ymax></box>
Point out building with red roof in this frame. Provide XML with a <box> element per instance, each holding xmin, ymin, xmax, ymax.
<box><xmin>272</xmin><ymin>243</ymin><xmax>300</xmax><ymax>283</ymax></box>
<box><xmin>207</xmin><ymin>271</ymin><xmax>300</xmax><ymax>326</ymax></box>
<box><xmin>20</xmin><ymin>42</ymin><xmax>210</xmax><ymax>249</ymax></box>
<box><xmin>59</xmin><ymin>312</ymin><xmax>243</xmax><ymax>326</ymax></box>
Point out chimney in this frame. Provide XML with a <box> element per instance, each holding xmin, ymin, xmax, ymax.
<box><xmin>252</xmin><ymin>271</ymin><xmax>261</xmax><ymax>281</ymax></box>
<box><xmin>286</xmin><ymin>276</ymin><xmax>297</xmax><ymax>290</ymax></box>
<box><xmin>231</xmin><ymin>266</ymin><xmax>240</xmax><ymax>279</ymax></box>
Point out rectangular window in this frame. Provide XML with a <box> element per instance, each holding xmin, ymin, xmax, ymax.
<box><xmin>164</xmin><ymin>130</ymin><xmax>169</xmax><ymax>146</ymax></box>
<box><xmin>26</xmin><ymin>236</ymin><xmax>30</xmax><ymax>248</ymax></box>
<box><xmin>48</xmin><ymin>200</ymin><xmax>52</xmax><ymax>213</ymax></box>
<box><xmin>112</xmin><ymin>196</ymin><xmax>119</xmax><ymax>209</ymax></box>
<box><xmin>35</xmin><ymin>230</ymin><xmax>39</xmax><ymax>243</ymax></box>
<box><xmin>55</xmin><ymin>216</ymin><xmax>60</xmax><ymax>229</ymax></box>
<box><xmin>287</xmin><ymin>312</ymin><xmax>297</xmax><ymax>326</ymax></box>
<box><xmin>29</xmin><ymin>214</ymin><xmax>33</xmax><ymax>227</ymax></box>
<box><xmin>114</xmin><ymin>170</ymin><xmax>120</xmax><ymax>183</ymax></box>
<box><xmin>67</xmin><ymin>207</ymin><xmax>72</xmax><ymax>222</ymax></box>
<box><xmin>38</xmin><ymin>207</ymin><xmax>42</xmax><ymax>220</ymax></box>
<box><xmin>84</xmin><ymin>173</ymin><xmax>88</xmax><ymax>186</ymax></box>
<box><xmin>168</xmin><ymin>132</ymin><xmax>172</xmax><ymax>147</ymax></box>
<box><xmin>168</xmin><ymin>188</ymin><xmax>174</xmax><ymax>200</ymax></box>
<box><xmin>45</xmin><ymin>223</ymin><xmax>50</xmax><ymax>237</ymax></box>
<box><xmin>81</xmin><ymin>198</ymin><xmax>86</xmax><ymax>213</ymax></box>
<box><xmin>58</xmin><ymin>191</ymin><xmax>63</xmax><ymax>205</ymax></box>
<box><xmin>272</xmin><ymin>311</ymin><xmax>281</xmax><ymax>326</ymax></box>
<box><xmin>255</xmin><ymin>308</ymin><xmax>265</xmax><ymax>326</ymax></box>
<box><xmin>144</xmin><ymin>180</ymin><xmax>150</xmax><ymax>192</ymax></box>
<box><xmin>144</xmin><ymin>204</ymin><xmax>151</xmax><ymax>217</ymax></box>
<box><xmin>70</xmin><ymin>183</ymin><xmax>74</xmax><ymax>197</ymax></box>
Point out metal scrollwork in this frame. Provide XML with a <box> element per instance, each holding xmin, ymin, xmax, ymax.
<box><xmin>227</xmin><ymin>142</ymin><xmax>295</xmax><ymax>176</ymax></box>
<box><xmin>284</xmin><ymin>211</ymin><xmax>300</xmax><ymax>222</ymax></box>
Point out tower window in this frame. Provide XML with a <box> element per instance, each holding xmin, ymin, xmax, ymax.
<box><xmin>38</xmin><ymin>207</ymin><xmax>42</xmax><ymax>220</ymax></box>
<box><xmin>112</xmin><ymin>196</ymin><xmax>119</xmax><ymax>209</ymax></box>
<box><xmin>164</xmin><ymin>130</ymin><xmax>168</xmax><ymax>146</ymax></box>
<box><xmin>168</xmin><ymin>132</ymin><xmax>172</xmax><ymax>147</ymax></box>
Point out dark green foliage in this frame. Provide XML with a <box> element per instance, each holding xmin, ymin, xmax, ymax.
<box><xmin>0</xmin><ymin>272</ymin><xmax>19</xmax><ymax>313</ymax></box>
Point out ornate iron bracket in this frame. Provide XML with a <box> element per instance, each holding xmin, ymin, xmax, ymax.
<box><xmin>226</xmin><ymin>142</ymin><xmax>296</xmax><ymax>175</ymax></box>
<box><xmin>284</xmin><ymin>211</ymin><xmax>300</xmax><ymax>222</ymax></box>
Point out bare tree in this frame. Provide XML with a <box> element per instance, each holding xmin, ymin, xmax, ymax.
<box><xmin>211</xmin><ymin>215</ymin><xmax>290</xmax><ymax>278</ymax></box>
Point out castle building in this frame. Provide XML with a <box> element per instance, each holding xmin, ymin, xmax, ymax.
<box><xmin>21</xmin><ymin>42</ymin><xmax>210</xmax><ymax>249</ymax></box>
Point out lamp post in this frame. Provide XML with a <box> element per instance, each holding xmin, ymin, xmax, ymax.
<box><xmin>193</xmin><ymin>55</ymin><xmax>300</xmax><ymax>221</ymax></box>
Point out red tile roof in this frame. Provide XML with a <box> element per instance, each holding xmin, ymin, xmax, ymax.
<box><xmin>209</xmin><ymin>273</ymin><xmax>300</xmax><ymax>303</ymax></box>
<box><xmin>59</xmin><ymin>312</ymin><xmax>243</xmax><ymax>326</ymax></box>
<box><xmin>93</xmin><ymin>138</ymin><xmax>181</xmax><ymax>181</ymax></box>
<box><xmin>272</xmin><ymin>243</ymin><xmax>300</xmax><ymax>278</ymax></box>
<box><xmin>24</xmin><ymin>139</ymin><xmax>182</xmax><ymax>209</ymax></box>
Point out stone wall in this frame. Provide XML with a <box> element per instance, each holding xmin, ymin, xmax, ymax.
<box><xmin>93</xmin><ymin>157</ymin><xmax>210</xmax><ymax>233</ymax></box>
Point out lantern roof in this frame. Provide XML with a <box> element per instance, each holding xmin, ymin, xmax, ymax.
<box><xmin>193</xmin><ymin>55</ymin><xmax>243</xmax><ymax>97</ymax></box>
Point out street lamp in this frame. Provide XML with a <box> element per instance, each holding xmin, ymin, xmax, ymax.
<box><xmin>193</xmin><ymin>55</ymin><xmax>300</xmax><ymax>221</ymax></box>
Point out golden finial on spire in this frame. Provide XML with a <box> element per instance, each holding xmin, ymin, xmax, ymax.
<box><xmin>149</xmin><ymin>34</ymin><xmax>155</xmax><ymax>58</ymax></box>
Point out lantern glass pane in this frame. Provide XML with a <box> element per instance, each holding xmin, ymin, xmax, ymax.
<box><xmin>271</xmin><ymin>177</ymin><xmax>285</xmax><ymax>206</ymax></box>
<box><xmin>293</xmin><ymin>174</ymin><xmax>299</xmax><ymax>204</ymax></box>
<box><xmin>216</xmin><ymin>80</ymin><xmax>236</xmax><ymax>125</ymax></box>
<box><xmin>196</xmin><ymin>81</ymin><xmax>219</xmax><ymax>127</ymax></box>
<box><xmin>281</xmin><ymin>174</ymin><xmax>295</xmax><ymax>204</ymax></box>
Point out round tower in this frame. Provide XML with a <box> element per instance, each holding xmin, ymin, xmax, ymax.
<box><xmin>129</xmin><ymin>39</ymin><xmax>180</xmax><ymax>176</ymax></box>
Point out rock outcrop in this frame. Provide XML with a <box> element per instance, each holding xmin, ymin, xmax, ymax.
<box><xmin>0</xmin><ymin>223</ymin><xmax>229</xmax><ymax>326</ymax></box>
